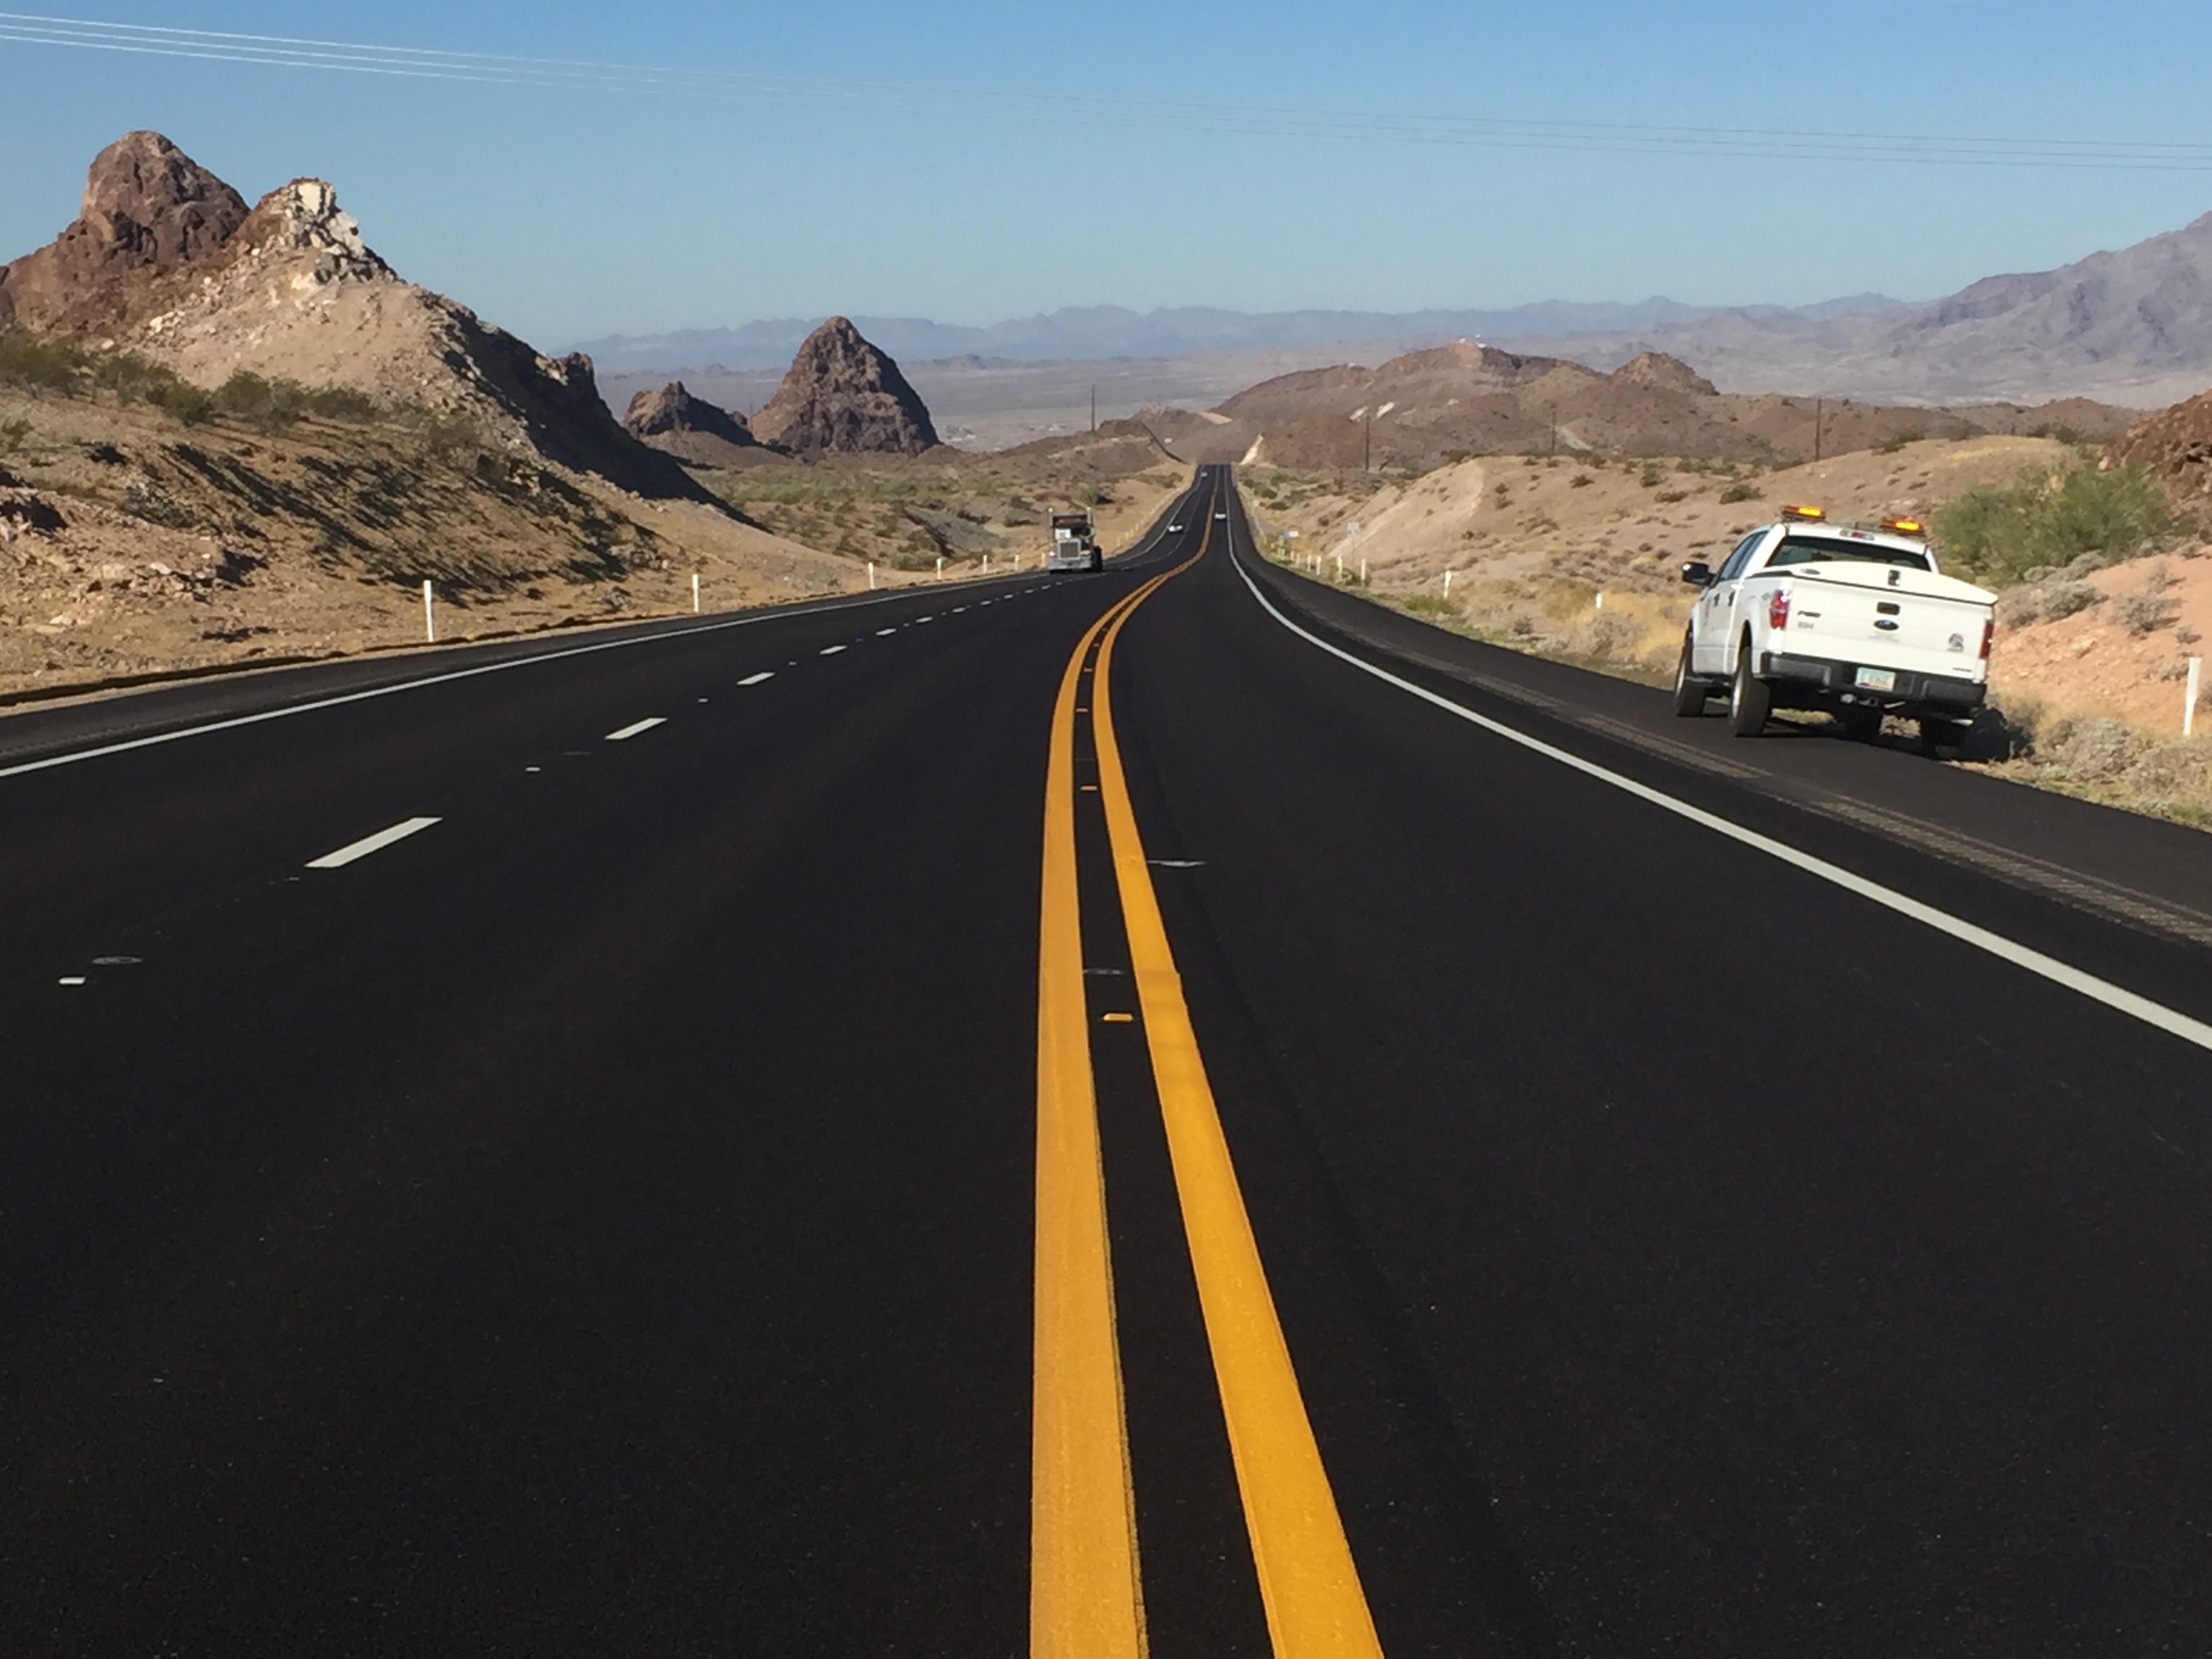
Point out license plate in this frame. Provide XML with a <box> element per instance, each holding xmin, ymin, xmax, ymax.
<box><xmin>1854</xmin><ymin>667</ymin><xmax>1898</xmax><ymax>692</ymax></box>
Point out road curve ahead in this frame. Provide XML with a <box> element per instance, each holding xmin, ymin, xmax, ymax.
<box><xmin>3</xmin><ymin>466</ymin><xmax>2211</xmax><ymax>1654</ymax></box>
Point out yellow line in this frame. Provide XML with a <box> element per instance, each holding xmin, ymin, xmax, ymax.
<box><xmin>1090</xmin><ymin>518</ymin><xmax>1387</xmax><ymax>1658</ymax></box>
<box><xmin>1030</xmin><ymin>580</ymin><xmax>1160</xmax><ymax>1659</ymax></box>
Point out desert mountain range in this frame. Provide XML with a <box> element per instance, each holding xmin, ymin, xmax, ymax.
<box><xmin>570</xmin><ymin>296</ymin><xmax>1907</xmax><ymax>374</ymax></box>
<box><xmin>582</xmin><ymin>207</ymin><xmax>2212</xmax><ymax>411</ymax></box>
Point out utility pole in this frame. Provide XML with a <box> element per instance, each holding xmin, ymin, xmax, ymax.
<box><xmin>1549</xmin><ymin>403</ymin><xmax>1557</xmax><ymax>457</ymax></box>
<box><xmin>1090</xmin><ymin>384</ymin><xmax>1097</xmax><ymax>434</ymax></box>
<box><xmin>1364</xmin><ymin>409</ymin><xmax>1372</xmax><ymax>473</ymax></box>
<box><xmin>1813</xmin><ymin>396</ymin><xmax>1824</xmax><ymax>464</ymax></box>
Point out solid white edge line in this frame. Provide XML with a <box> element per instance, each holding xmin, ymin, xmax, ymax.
<box><xmin>1225</xmin><ymin>527</ymin><xmax>2212</xmax><ymax>1055</ymax></box>
<box><xmin>305</xmin><ymin>815</ymin><xmax>443</xmax><ymax>869</ymax></box>
<box><xmin>605</xmin><ymin>716</ymin><xmax>666</xmax><ymax>741</ymax></box>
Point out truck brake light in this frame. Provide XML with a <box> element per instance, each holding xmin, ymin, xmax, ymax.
<box><xmin>1768</xmin><ymin>590</ymin><xmax>1790</xmax><ymax>630</ymax></box>
<box><xmin>1980</xmin><ymin>618</ymin><xmax>1994</xmax><ymax>660</ymax></box>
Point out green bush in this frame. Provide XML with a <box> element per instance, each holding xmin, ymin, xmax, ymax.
<box><xmin>1719</xmin><ymin>480</ymin><xmax>1760</xmax><ymax>504</ymax></box>
<box><xmin>1933</xmin><ymin>462</ymin><xmax>2171</xmax><ymax>583</ymax></box>
<box><xmin>210</xmin><ymin>371</ymin><xmax>377</xmax><ymax>430</ymax></box>
<box><xmin>0</xmin><ymin>331</ymin><xmax>85</xmax><ymax>391</ymax></box>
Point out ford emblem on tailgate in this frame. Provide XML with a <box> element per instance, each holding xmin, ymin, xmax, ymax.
<box><xmin>1875</xmin><ymin>619</ymin><xmax>1900</xmax><ymax>630</ymax></box>
<box><xmin>1948</xmin><ymin>632</ymin><xmax>1965</xmax><ymax>652</ymax></box>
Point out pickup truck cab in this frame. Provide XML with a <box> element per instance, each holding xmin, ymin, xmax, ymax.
<box><xmin>1673</xmin><ymin>506</ymin><xmax>1995</xmax><ymax>751</ymax></box>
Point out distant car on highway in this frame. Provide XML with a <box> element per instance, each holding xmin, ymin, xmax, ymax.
<box><xmin>1214</xmin><ymin>511</ymin><xmax>1228</xmax><ymax>520</ymax></box>
<box><xmin>1674</xmin><ymin>506</ymin><xmax>1995</xmax><ymax>752</ymax></box>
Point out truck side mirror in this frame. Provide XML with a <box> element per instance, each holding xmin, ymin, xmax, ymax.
<box><xmin>1680</xmin><ymin>560</ymin><xmax>1714</xmax><ymax>588</ymax></box>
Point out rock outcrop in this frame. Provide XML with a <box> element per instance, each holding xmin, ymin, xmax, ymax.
<box><xmin>1609</xmin><ymin>352</ymin><xmax>1717</xmax><ymax>397</ymax></box>
<box><xmin>2104</xmin><ymin>387</ymin><xmax>2212</xmax><ymax>500</ymax></box>
<box><xmin>0</xmin><ymin>132</ymin><xmax>711</xmax><ymax>504</ymax></box>
<box><xmin>750</xmin><ymin>318</ymin><xmax>939</xmax><ymax>455</ymax></box>
<box><xmin>622</xmin><ymin>380</ymin><xmax>760</xmax><ymax>465</ymax></box>
<box><xmin>0</xmin><ymin>131</ymin><xmax>249</xmax><ymax>333</ymax></box>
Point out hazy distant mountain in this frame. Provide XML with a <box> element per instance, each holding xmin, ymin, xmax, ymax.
<box><xmin>1507</xmin><ymin>213</ymin><xmax>2212</xmax><ymax>409</ymax></box>
<box><xmin>569</xmin><ymin>295</ymin><xmax>1906</xmax><ymax>373</ymax></box>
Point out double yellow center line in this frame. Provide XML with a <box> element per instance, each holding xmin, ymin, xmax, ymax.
<box><xmin>1031</xmin><ymin>511</ymin><xmax>1385</xmax><ymax>1659</ymax></box>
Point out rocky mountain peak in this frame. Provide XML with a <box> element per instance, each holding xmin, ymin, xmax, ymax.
<box><xmin>77</xmin><ymin>129</ymin><xmax>249</xmax><ymax>268</ymax></box>
<box><xmin>622</xmin><ymin>381</ymin><xmax>759</xmax><ymax>465</ymax></box>
<box><xmin>751</xmin><ymin>316</ymin><xmax>939</xmax><ymax>455</ymax></box>
<box><xmin>0</xmin><ymin>129</ymin><xmax>249</xmax><ymax>331</ymax></box>
<box><xmin>1610</xmin><ymin>352</ymin><xmax>1718</xmax><ymax>396</ymax></box>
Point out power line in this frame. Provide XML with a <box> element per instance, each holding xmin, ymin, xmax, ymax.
<box><xmin>4</xmin><ymin>11</ymin><xmax>2212</xmax><ymax>171</ymax></box>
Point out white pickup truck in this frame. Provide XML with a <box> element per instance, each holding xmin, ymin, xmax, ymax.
<box><xmin>1673</xmin><ymin>506</ymin><xmax>1996</xmax><ymax>751</ymax></box>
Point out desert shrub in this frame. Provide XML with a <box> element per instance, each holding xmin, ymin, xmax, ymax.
<box><xmin>1997</xmin><ymin>579</ymin><xmax>2103</xmax><ymax>626</ymax></box>
<box><xmin>1569</xmin><ymin>472</ymin><xmax>1592</xmax><ymax>488</ymax></box>
<box><xmin>1719</xmin><ymin>480</ymin><xmax>1760</xmax><ymax>504</ymax></box>
<box><xmin>0</xmin><ymin>417</ymin><xmax>30</xmax><ymax>454</ymax></box>
<box><xmin>0</xmin><ymin>331</ymin><xmax>84</xmax><ymax>390</ymax></box>
<box><xmin>209</xmin><ymin>371</ymin><xmax>377</xmax><ymax>430</ymax></box>
<box><xmin>1934</xmin><ymin>462</ymin><xmax>2170</xmax><ymax>583</ymax></box>
<box><xmin>1638</xmin><ymin>466</ymin><xmax>1662</xmax><ymax>489</ymax></box>
<box><xmin>2039</xmin><ymin>716</ymin><xmax>2144</xmax><ymax>781</ymax></box>
<box><xmin>1656</xmin><ymin>489</ymin><xmax>1688</xmax><ymax>504</ymax></box>
<box><xmin>2117</xmin><ymin>588</ymin><xmax>2177</xmax><ymax>636</ymax></box>
<box><xmin>1580</xmin><ymin>611</ymin><xmax>1644</xmax><ymax>659</ymax></box>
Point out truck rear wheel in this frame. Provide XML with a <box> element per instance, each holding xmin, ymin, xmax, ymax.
<box><xmin>1727</xmin><ymin>644</ymin><xmax>1771</xmax><ymax>737</ymax></box>
<box><xmin>1671</xmin><ymin>635</ymin><xmax>1708</xmax><ymax>716</ymax></box>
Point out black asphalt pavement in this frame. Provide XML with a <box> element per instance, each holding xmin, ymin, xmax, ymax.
<box><xmin>4</xmin><ymin>467</ymin><xmax>2210</xmax><ymax>1655</ymax></box>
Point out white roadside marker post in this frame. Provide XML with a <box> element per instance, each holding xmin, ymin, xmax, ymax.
<box><xmin>1359</xmin><ymin>558</ymin><xmax>1368</xmax><ymax>586</ymax></box>
<box><xmin>867</xmin><ymin>562</ymin><xmax>877</xmax><ymax>591</ymax></box>
<box><xmin>2188</xmin><ymin>657</ymin><xmax>2202</xmax><ymax>737</ymax></box>
<box><xmin>1335</xmin><ymin>552</ymin><xmax>1344</xmax><ymax>581</ymax></box>
<box><xmin>422</xmin><ymin>579</ymin><xmax>435</xmax><ymax>642</ymax></box>
<box><xmin>935</xmin><ymin>556</ymin><xmax>944</xmax><ymax>581</ymax></box>
<box><xmin>692</xmin><ymin>572</ymin><xmax>701</xmax><ymax>614</ymax></box>
<box><xmin>1595</xmin><ymin>591</ymin><xmax>1605</xmax><ymax>611</ymax></box>
<box><xmin>1443</xmin><ymin>569</ymin><xmax>1454</xmax><ymax>598</ymax></box>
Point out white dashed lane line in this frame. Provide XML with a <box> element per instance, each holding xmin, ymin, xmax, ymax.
<box><xmin>876</xmin><ymin>628</ymin><xmax>897</xmax><ymax>636</ymax></box>
<box><xmin>820</xmin><ymin>644</ymin><xmax>847</xmax><ymax>656</ymax></box>
<box><xmin>306</xmin><ymin>816</ymin><xmax>443</xmax><ymax>870</ymax></box>
<box><xmin>739</xmin><ymin>672</ymin><xmax>775</xmax><ymax>686</ymax></box>
<box><xmin>605</xmin><ymin>718</ymin><xmax>667</xmax><ymax>741</ymax></box>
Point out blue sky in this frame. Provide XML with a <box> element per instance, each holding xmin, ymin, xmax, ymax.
<box><xmin>2</xmin><ymin>1</ymin><xmax>2210</xmax><ymax>349</ymax></box>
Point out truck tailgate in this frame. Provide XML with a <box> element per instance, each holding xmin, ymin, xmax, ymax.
<box><xmin>1782</xmin><ymin>564</ymin><xmax>1990</xmax><ymax>680</ymax></box>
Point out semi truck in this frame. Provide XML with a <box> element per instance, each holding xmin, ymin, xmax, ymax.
<box><xmin>1046</xmin><ymin>509</ymin><xmax>1103</xmax><ymax>573</ymax></box>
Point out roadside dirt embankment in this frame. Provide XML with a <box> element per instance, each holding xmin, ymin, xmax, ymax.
<box><xmin>1239</xmin><ymin>438</ymin><xmax>2212</xmax><ymax>827</ymax></box>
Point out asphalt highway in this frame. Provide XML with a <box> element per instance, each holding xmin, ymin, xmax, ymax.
<box><xmin>4</xmin><ymin>467</ymin><xmax>2211</xmax><ymax>1655</ymax></box>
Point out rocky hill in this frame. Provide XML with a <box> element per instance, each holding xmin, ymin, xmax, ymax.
<box><xmin>622</xmin><ymin>381</ymin><xmax>760</xmax><ymax>466</ymax></box>
<box><xmin>750</xmin><ymin>318</ymin><xmax>939</xmax><ymax>455</ymax></box>
<box><xmin>2104</xmin><ymin>386</ymin><xmax>2212</xmax><ymax>502</ymax></box>
<box><xmin>0</xmin><ymin>131</ymin><xmax>705</xmax><ymax>504</ymax></box>
<box><xmin>1122</xmin><ymin>342</ymin><xmax>2132</xmax><ymax>472</ymax></box>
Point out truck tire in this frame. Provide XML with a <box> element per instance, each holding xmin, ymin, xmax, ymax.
<box><xmin>1671</xmin><ymin>635</ymin><xmax>1708</xmax><ymax>716</ymax></box>
<box><xmin>1727</xmin><ymin>642</ymin><xmax>1771</xmax><ymax>737</ymax></box>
